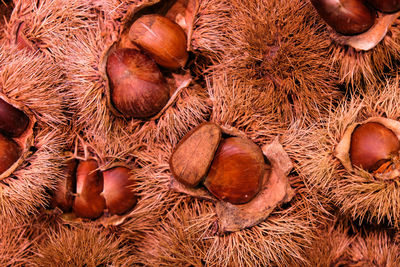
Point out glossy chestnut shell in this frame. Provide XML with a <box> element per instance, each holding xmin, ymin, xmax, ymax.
<box><xmin>365</xmin><ymin>0</ymin><xmax>400</xmax><ymax>13</ymax></box>
<box><xmin>106</xmin><ymin>48</ymin><xmax>170</xmax><ymax>119</ymax></box>
<box><xmin>72</xmin><ymin>160</ymin><xmax>106</xmax><ymax>219</ymax></box>
<box><xmin>311</xmin><ymin>0</ymin><xmax>376</xmax><ymax>35</ymax></box>
<box><xmin>0</xmin><ymin>133</ymin><xmax>21</xmax><ymax>175</ymax></box>
<box><xmin>204</xmin><ymin>137</ymin><xmax>265</xmax><ymax>205</ymax></box>
<box><xmin>350</xmin><ymin>122</ymin><xmax>400</xmax><ymax>171</ymax></box>
<box><xmin>129</xmin><ymin>14</ymin><xmax>189</xmax><ymax>69</ymax></box>
<box><xmin>102</xmin><ymin>166</ymin><xmax>137</xmax><ymax>215</ymax></box>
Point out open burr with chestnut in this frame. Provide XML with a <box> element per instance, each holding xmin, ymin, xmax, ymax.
<box><xmin>310</xmin><ymin>0</ymin><xmax>400</xmax><ymax>50</ymax></box>
<box><xmin>0</xmin><ymin>94</ymin><xmax>35</xmax><ymax>180</ymax></box>
<box><xmin>101</xmin><ymin>1</ymin><xmax>194</xmax><ymax>120</ymax></box>
<box><xmin>51</xmin><ymin>139</ymin><xmax>137</xmax><ymax>222</ymax></box>
<box><xmin>336</xmin><ymin>117</ymin><xmax>400</xmax><ymax>180</ymax></box>
<box><xmin>169</xmin><ymin>123</ymin><xmax>294</xmax><ymax>232</ymax></box>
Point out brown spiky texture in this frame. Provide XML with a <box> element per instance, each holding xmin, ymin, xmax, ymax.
<box><xmin>207</xmin><ymin>0</ymin><xmax>342</xmax><ymax>125</ymax></box>
<box><xmin>32</xmin><ymin>225</ymin><xmax>137</xmax><ymax>266</ymax></box>
<box><xmin>305</xmin><ymin>220</ymin><xmax>400</xmax><ymax>266</ymax></box>
<box><xmin>0</xmin><ymin>217</ymin><xmax>32</xmax><ymax>266</ymax></box>
<box><xmin>130</xmin><ymin>74</ymin><xmax>319</xmax><ymax>266</ymax></box>
<box><xmin>296</xmin><ymin>77</ymin><xmax>400</xmax><ymax>227</ymax></box>
<box><xmin>0</xmin><ymin>46</ymin><xmax>67</xmax><ymax>222</ymax></box>
<box><xmin>57</xmin><ymin>21</ymin><xmax>211</xmax><ymax>163</ymax></box>
<box><xmin>6</xmin><ymin>0</ymin><xmax>111</xmax><ymax>56</ymax></box>
<box><xmin>327</xmin><ymin>17</ymin><xmax>400</xmax><ymax>89</ymax></box>
<box><xmin>0</xmin><ymin>0</ymin><xmax>14</xmax><ymax>42</ymax></box>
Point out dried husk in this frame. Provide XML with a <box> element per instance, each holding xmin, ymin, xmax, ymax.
<box><xmin>296</xmin><ymin>77</ymin><xmax>400</xmax><ymax>227</ymax></box>
<box><xmin>0</xmin><ymin>0</ymin><xmax>14</xmax><ymax>42</ymax></box>
<box><xmin>171</xmin><ymin>127</ymin><xmax>295</xmax><ymax>232</ymax></box>
<box><xmin>0</xmin><ymin>217</ymin><xmax>33</xmax><ymax>266</ymax></box>
<box><xmin>318</xmin><ymin>8</ymin><xmax>400</xmax><ymax>88</ymax></box>
<box><xmin>204</xmin><ymin>0</ymin><xmax>343</xmax><ymax>125</ymax></box>
<box><xmin>304</xmin><ymin>219</ymin><xmax>400</xmax><ymax>266</ymax></box>
<box><xmin>0</xmin><ymin>46</ymin><xmax>67</xmax><ymax>222</ymax></box>
<box><xmin>31</xmin><ymin>225</ymin><xmax>137</xmax><ymax>266</ymax></box>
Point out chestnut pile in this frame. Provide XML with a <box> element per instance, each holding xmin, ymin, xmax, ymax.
<box><xmin>106</xmin><ymin>14</ymin><xmax>188</xmax><ymax>119</ymax></box>
<box><xmin>170</xmin><ymin>123</ymin><xmax>266</xmax><ymax>205</ymax></box>
<box><xmin>0</xmin><ymin>97</ymin><xmax>33</xmax><ymax>179</ymax></box>
<box><xmin>51</xmin><ymin>159</ymin><xmax>137</xmax><ymax>219</ymax></box>
<box><xmin>311</xmin><ymin>0</ymin><xmax>400</xmax><ymax>35</ymax></box>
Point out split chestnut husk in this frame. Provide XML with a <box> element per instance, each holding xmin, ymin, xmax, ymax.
<box><xmin>129</xmin><ymin>14</ymin><xmax>189</xmax><ymax>69</ymax></box>
<box><xmin>170</xmin><ymin>124</ymin><xmax>294</xmax><ymax>232</ymax></box>
<box><xmin>106</xmin><ymin>48</ymin><xmax>170</xmax><ymax>118</ymax></box>
<box><xmin>51</xmin><ymin>159</ymin><xmax>78</xmax><ymax>213</ymax></box>
<box><xmin>0</xmin><ymin>93</ymin><xmax>35</xmax><ymax>181</ymax></box>
<box><xmin>336</xmin><ymin>117</ymin><xmax>400</xmax><ymax>180</ymax></box>
<box><xmin>310</xmin><ymin>0</ymin><xmax>376</xmax><ymax>36</ymax></box>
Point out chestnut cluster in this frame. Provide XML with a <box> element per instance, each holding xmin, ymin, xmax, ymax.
<box><xmin>51</xmin><ymin>159</ymin><xmax>137</xmax><ymax>219</ymax></box>
<box><xmin>350</xmin><ymin>122</ymin><xmax>400</xmax><ymax>173</ymax></box>
<box><xmin>0</xmin><ymin>98</ymin><xmax>30</xmax><ymax>176</ymax></box>
<box><xmin>106</xmin><ymin>14</ymin><xmax>189</xmax><ymax>119</ymax></box>
<box><xmin>170</xmin><ymin>123</ymin><xmax>266</xmax><ymax>205</ymax></box>
<box><xmin>311</xmin><ymin>0</ymin><xmax>400</xmax><ymax>35</ymax></box>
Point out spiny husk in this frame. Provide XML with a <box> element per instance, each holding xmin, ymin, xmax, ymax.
<box><xmin>31</xmin><ymin>225</ymin><xmax>136</xmax><ymax>266</ymax></box>
<box><xmin>0</xmin><ymin>0</ymin><xmax>14</xmax><ymax>42</ymax></box>
<box><xmin>0</xmin><ymin>217</ymin><xmax>33</xmax><ymax>266</ymax></box>
<box><xmin>5</xmin><ymin>0</ymin><xmax>110</xmax><ymax>56</ymax></box>
<box><xmin>296</xmin><ymin>77</ymin><xmax>400</xmax><ymax>227</ymax></box>
<box><xmin>207</xmin><ymin>0</ymin><xmax>342</xmax><ymax>125</ymax></box>
<box><xmin>325</xmin><ymin>12</ymin><xmax>400</xmax><ymax>88</ymax></box>
<box><xmin>304</xmin><ymin>219</ymin><xmax>400</xmax><ymax>266</ymax></box>
<box><xmin>0</xmin><ymin>46</ymin><xmax>67</xmax><ymax>222</ymax></box>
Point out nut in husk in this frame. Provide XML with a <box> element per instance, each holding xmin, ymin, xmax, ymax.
<box><xmin>170</xmin><ymin>122</ymin><xmax>222</xmax><ymax>187</ymax></box>
<box><xmin>106</xmin><ymin>48</ymin><xmax>170</xmax><ymax>119</ymax></box>
<box><xmin>0</xmin><ymin>94</ymin><xmax>35</xmax><ymax>181</ymax></box>
<box><xmin>170</xmin><ymin>125</ymin><xmax>295</xmax><ymax>232</ymax></box>
<box><xmin>129</xmin><ymin>14</ymin><xmax>189</xmax><ymax>69</ymax></box>
<box><xmin>311</xmin><ymin>0</ymin><xmax>376</xmax><ymax>36</ymax></box>
<box><xmin>336</xmin><ymin>117</ymin><xmax>400</xmax><ymax>180</ymax></box>
<box><xmin>102</xmin><ymin>166</ymin><xmax>137</xmax><ymax>216</ymax></box>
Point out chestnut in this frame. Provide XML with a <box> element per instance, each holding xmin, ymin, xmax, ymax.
<box><xmin>106</xmin><ymin>48</ymin><xmax>170</xmax><ymax>118</ymax></box>
<box><xmin>50</xmin><ymin>159</ymin><xmax>78</xmax><ymax>212</ymax></box>
<box><xmin>0</xmin><ymin>97</ymin><xmax>29</xmax><ymax>138</ymax></box>
<box><xmin>365</xmin><ymin>0</ymin><xmax>400</xmax><ymax>13</ymax></box>
<box><xmin>204</xmin><ymin>137</ymin><xmax>265</xmax><ymax>205</ymax></box>
<box><xmin>102</xmin><ymin>166</ymin><xmax>137</xmax><ymax>215</ymax></box>
<box><xmin>72</xmin><ymin>160</ymin><xmax>106</xmax><ymax>219</ymax></box>
<box><xmin>350</xmin><ymin>122</ymin><xmax>400</xmax><ymax>171</ymax></box>
<box><xmin>170</xmin><ymin>123</ymin><xmax>222</xmax><ymax>187</ymax></box>
<box><xmin>310</xmin><ymin>0</ymin><xmax>376</xmax><ymax>35</ymax></box>
<box><xmin>0</xmin><ymin>133</ymin><xmax>21</xmax><ymax>175</ymax></box>
<box><xmin>129</xmin><ymin>14</ymin><xmax>189</xmax><ymax>69</ymax></box>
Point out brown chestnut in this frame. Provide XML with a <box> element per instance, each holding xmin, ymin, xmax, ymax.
<box><xmin>350</xmin><ymin>122</ymin><xmax>400</xmax><ymax>171</ymax></box>
<box><xmin>204</xmin><ymin>137</ymin><xmax>265</xmax><ymax>205</ymax></box>
<box><xmin>0</xmin><ymin>133</ymin><xmax>21</xmax><ymax>175</ymax></box>
<box><xmin>50</xmin><ymin>159</ymin><xmax>78</xmax><ymax>212</ymax></box>
<box><xmin>311</xmin><ymin>0</ymin><xmax>376</xmax><ymax>35</ymax></box>
<box><xmin>0</xmin><ymin>98</ymin><xmax>29</xmax><ymax>138</ymax></box>
<box><xmin>129</xmin><ymin>14</ymin><xmax>189</xmax><ymax>69</ymax></box>
<box><xmin>365</xmin><ymin>0</ymin><xmax>400</xmax><ymax>13</ymax></box>
<box><xmin>72</xmin><ymin>160</ymin><xmax>106</xmax><ymax>219</ymax></box>
<box><xmin>106</xmin><ymin>48</ymin><xmax>170</xmax><ymax>118</ymax></box>
<box><xmin>170</xmin><ymin>123</ymin><xmax>222</xmax><ymax>187</ymax></box>
<box><xmin>102</xmin><ymin>166</ymin><xmax>137</xmax><ymax>215</ymax></box>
